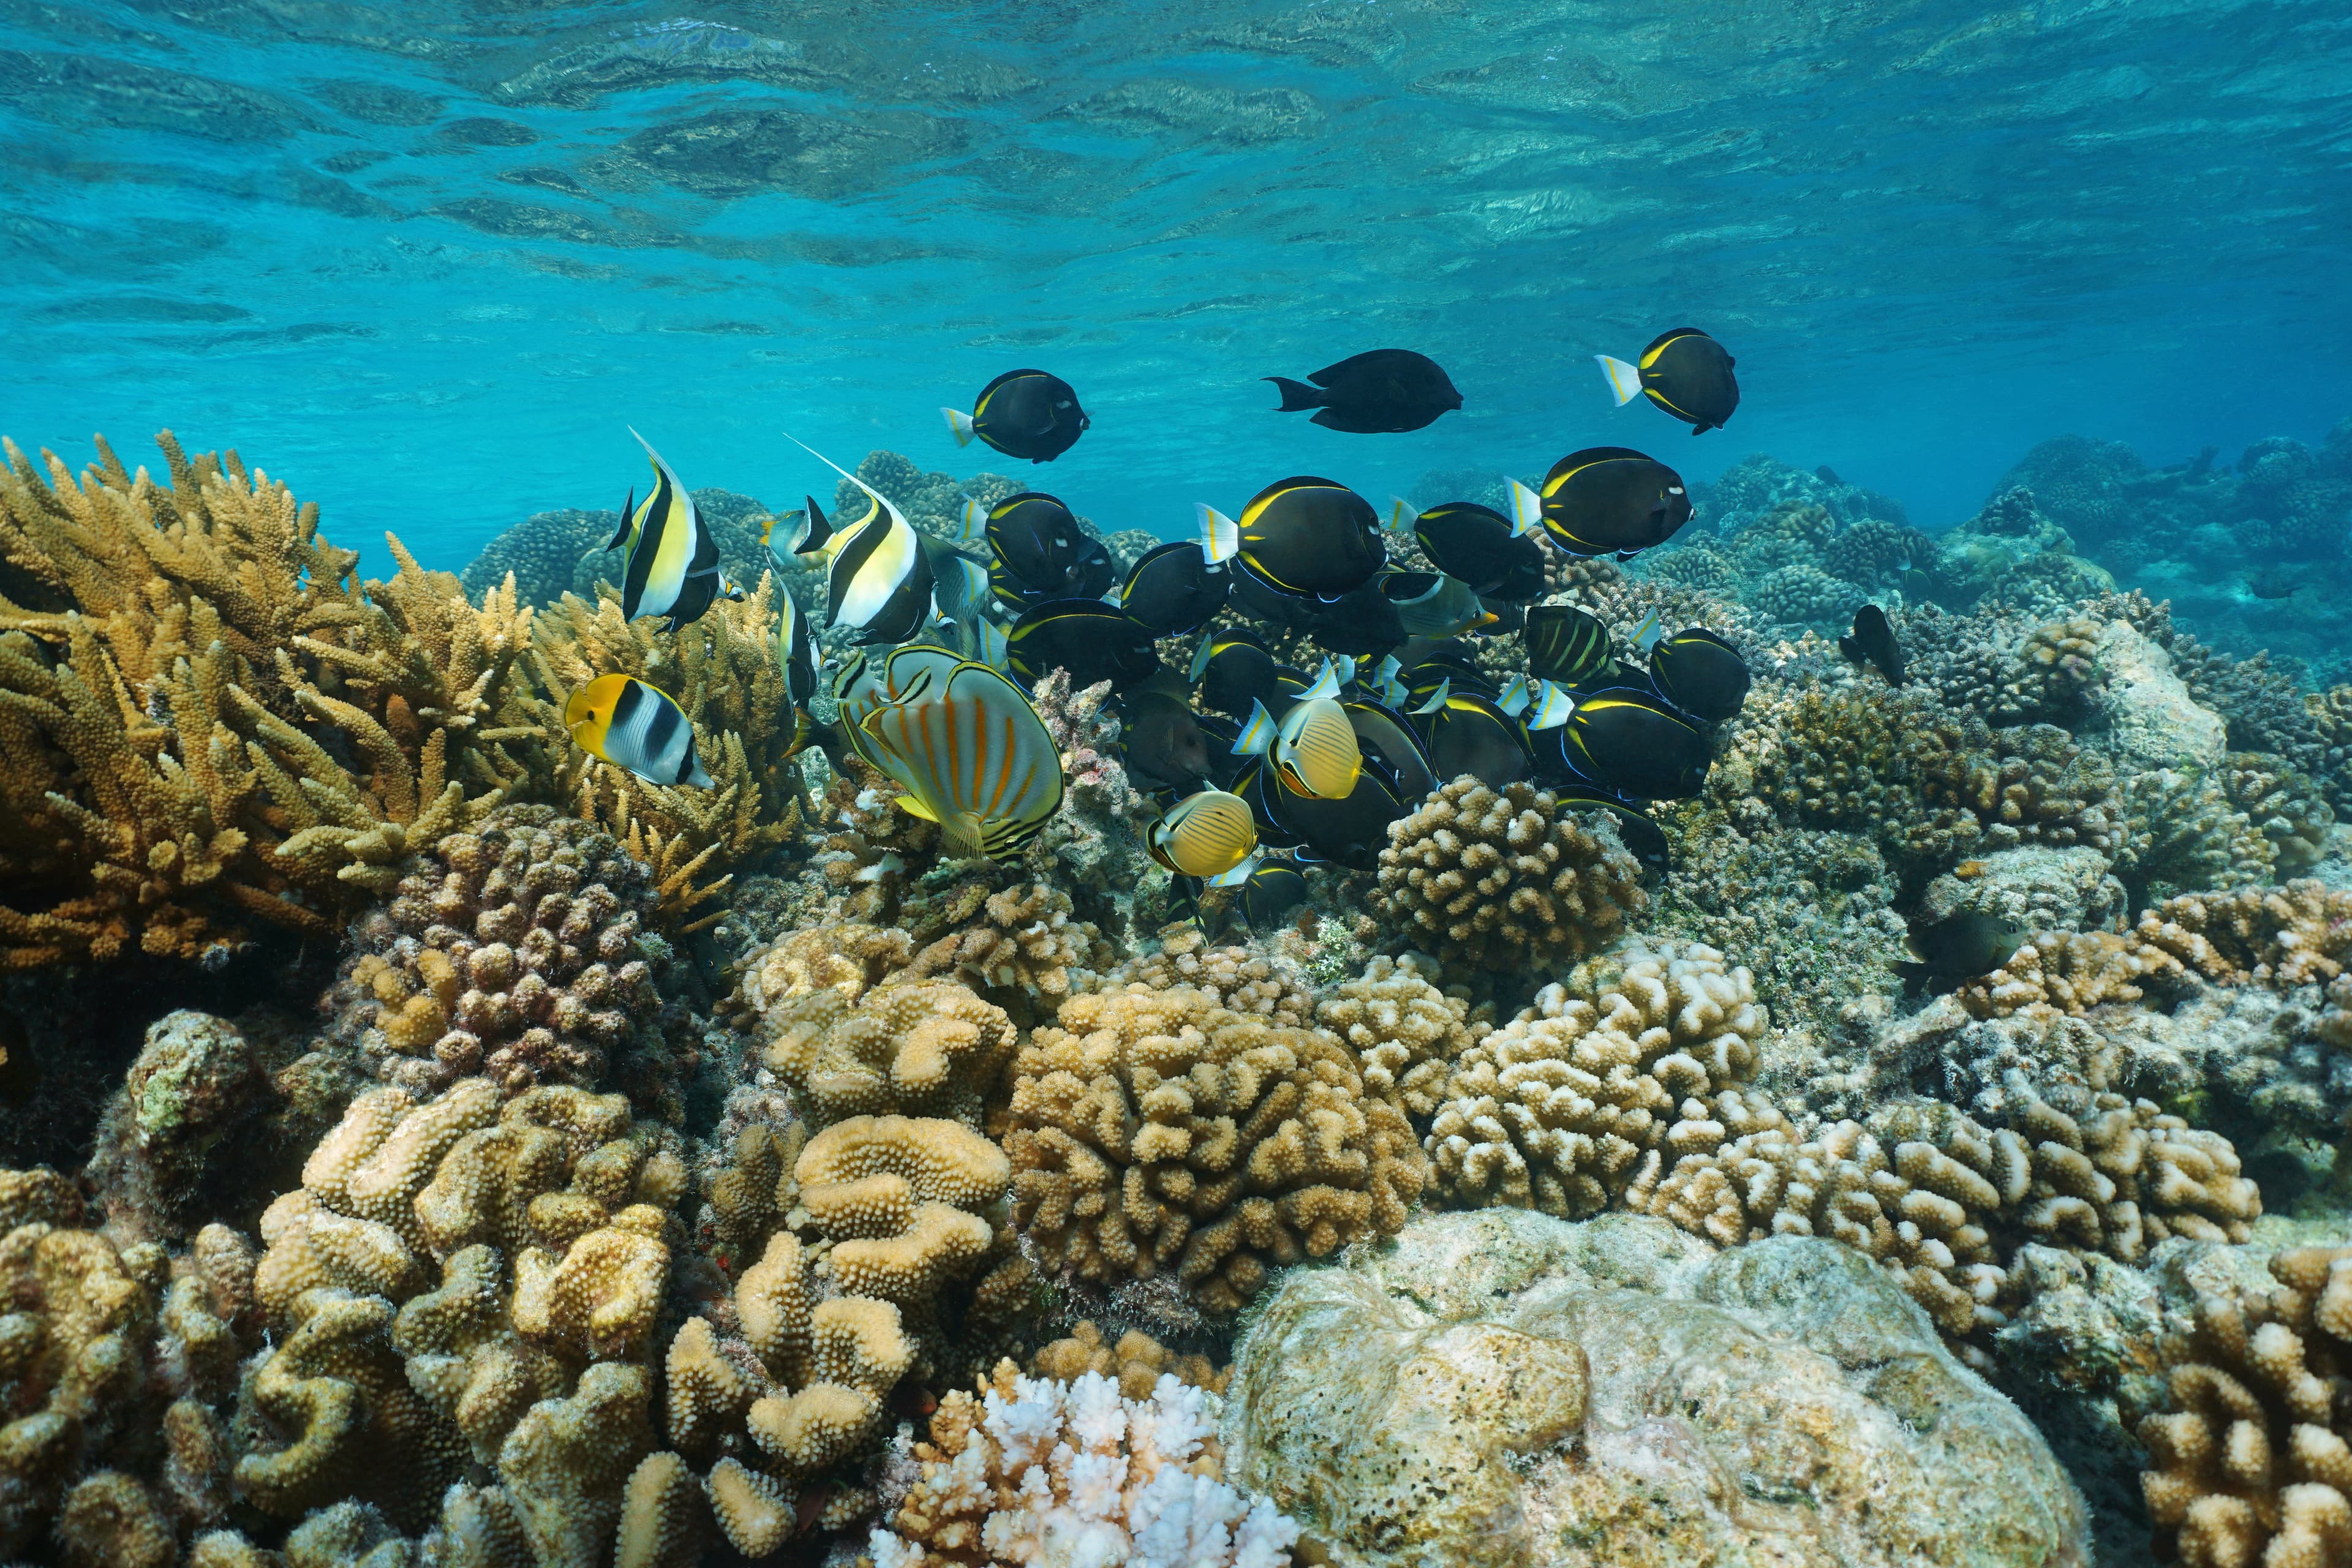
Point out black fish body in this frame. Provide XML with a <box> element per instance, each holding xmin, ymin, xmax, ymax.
<box><xmin>1007</xmin><ymin>598</ymin><xmax>1159</xmax><ymax>692</ymax></box>
<box><xmin>1233</xmin><ymin>476</ymin><xmax>1386</xmax><ymax>599</ymax></box>
<box><xmin>1414</xmin><ymin>693</ymin><xmax>1533</xmax><ymax>789</ymax></box>
<box><xmin>1839</xmin><ymin>605</ymin><xmax>1907</xmax><ymax>686</ymax></box>
<box><xmin>1240</xmin><ymin>862</ymin><xmax>1310</xmax><ymax>928</ymax></box>
<box><xmin>1648</xmin><ymin>627</ymin><xmax>1752</xmax><ymax>723</ymax></box>
<box><xmin>1193</xmin><ymin>629</ymin><xmax>1284</xmax><ymax>719</ymax></box>
<box><xmin>1266</xmin><ymin>349</ymin><xmax>1462</xmax><ymax>434</ymax></box>
<box><xmin>1551</xmin><ymin>784</ymin><xmax>1672</xmax><ymax>878</ymax></box>
<box><xmin>1277</xmin><ymin>758</ymin><xmax>1409</xmax><ymax>870</ymax></box>
<box><xmin>1121</xmin><ymin>541</ymin><xmax>1230</xmax><ymax>636</ymax></box>
<box><xmin>1561</xmin><ymin>687</ymin><xmax>1713</xmax><ymax>801</ymax></box>
<box><xmin>1538</xmin><ymin>448</ymin><xmax>1694</xmax><ymax>559</ymax></box>
<box><xmin>1297</xmin><ymin>579</ymin><xmax>1407</xmax><ymax>657</ymax></box>
<box><xmin>965</xmin><ymin>369</ymin><xmax>1089</xmax><ymax>462</ymax></box>
<box><xmin>1121</xmin><ymin>688</ymin><xmax>1216</xmax><ymax>789</ymax></box>
<box><xmin>1637</xmin><ymin>329</ymin><xmax>1740</xmax><ymax>434</ymax></box>
<box><xmin>1522</xmin><ymin>605</ymin><xmax>1617</xmax><ymax>687</ymax></box>
<box><xmin>1413</xmin><ymin>501</ymin><xmax>1547</xmax><ymax>601</ymax></box>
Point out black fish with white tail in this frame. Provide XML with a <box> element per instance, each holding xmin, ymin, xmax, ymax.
<box><xmin>1560</xmin><ymin>687</ymin><xmax>1712</xmax><ymax>801</ymax></box>
<box><xmin>1537</xmin><ymin>448</ymin><xmax>1694</xmax><ymax>559</ymax></box>
<box><xmin>1199</xmin><ymin>476</ymin><xmax>1386</xmax><ymax>600</ymax></box>
<box><xmin>1265</xmin><ymin>349</ymin><xmax>1463</xmax><ymax>434</ymax></box>
<box><xmin>1402</xmin><ymin>496</ymin><xmax>1548</xmax><ymax>603</ymax></box>
<box><xmin>1596</xmin><ymin>328</ymin><xmax>1740</xmax><ymax>434</ymax></box>
<box><xmin>1839</xmin><ymin>605</ymin><xmax>1907</xmax><ymax>687</ymax></box>
<box><xmin>1120</xmin><ymin>540</ymin><xmax>1230</xmax><ymax>636</ymax></box>
<box><xmin>941</xmin><ymin>369</ymin><xmax>1089</xmax><ymax>462</ymax></box>
<box><xmin>1646</xmin><ymin>627</ymin><xmax>1752</xmax><ymax>723</ymax></box>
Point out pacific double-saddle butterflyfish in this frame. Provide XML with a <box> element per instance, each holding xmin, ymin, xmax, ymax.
<box><xmin>609</xmin><ymin>429</ymin><xmax>723</xmax><ymax>633</ymax></box>
<box><xmin>1561</xmin><ymin>687</ymin><xmax>1713</xmax><ymax>802</ymax></box>
<box><xmin>1403</xmin><ymin>497</ymin><xmax>1548</xmax><ymax>603</ymax></box>
<box><xmin>1006</xmin><ymin>597</ymin><xmax>1159</xmax><ymax>693</ymax></box>
<box><xmin>1596</xmin><ymin>328</ymin><xmax>1740</xmax><ymax>435</ymax></box>
<box><xmin>1280</xmin><ymin>753</ymin><xmax>1412</xmax><ymax>871</ymax></box>
<box><xmin>565</xmin><ymin>674</ymin><xmax>713</xmax><ymax>789</ymax></box>
<box><xmin>1147</xmin><ymin>788</ymin><xmax>1259</xmax><ymax>879</ymax></box>
<box><xmin>1189</xmin><ymin>627</ymin><xmax>1285</xmax><ymax>720</ymax></box>
<box><xmin>786</xmin><ymin>435</ymin><xmax>937</xmax><ymax>646</ymax></box>
<box><xmin>1239</xmin><ymin>858</ymin><xmax>1311</xmax><ymax>929</ymax></box>
<box><xmin>1538</xmin><ymin>448</ymin><xmax>1694</xmax><ymax>560</ymax></box>
<box><xmin>1412</xmin><ymin>690</ymin><xmax>1533</xmax><ymax>788</ymax></box>
<box><xmin>1198</xmin><ymin>476</ymin><xmax>1385</xmax><ymax>601</ymax></box>
<box><xmin>1343</xmin><ymin>698</ymin><xmax>1438</xmax><ymax>801</ymax></box>
<box><xmin>1120</xmin><ymin>540</ymin><xmax>1229</xmax><ymax>637</ymax></box>
<box><xmin>941</xmin><ymin>368</ymin><xmax>1090</xmax><ymax>463</ymax></box>
<box><xmin>854</xmin><ymin>658</ymin><xmax>1065</xmax><ymax>859</ymax></box>
<box><xmin>1648</xmin><ymin>626</ymin><xmax>1751</xmax><ymax>723</ymax></box>
<box><xmin>1521</xmin><ymin>605</ymin><xmax>1617</xmax><ymax>688</ymax></box>
<box><xmin>774</xmin><ymin>588</ymin><xmax>823</xmax><ymax>706</ymax></box>
<box><xmin>1264</xmin><ymin>349</ymin><xmax>1463</xmax><ymax>434</ymax></box>
<box><xmin>1234</xmin><ymin>692</ymin><xmax>1362</xmax><ymax>801</ymax></box>
<box><xmin>1377</xmin><ymin>570</ymin><xmax>1498</xmax><ymax>638</ymax></box>
<box><xmin>1839</xmin><ymin>605</ymin><xmax>1907</xmax><ymax>687</ymax></box>
<box><xmin>1551</xmin><ymin>783</ymin><xmax>1672</xmax><ymax>879</ymax></box>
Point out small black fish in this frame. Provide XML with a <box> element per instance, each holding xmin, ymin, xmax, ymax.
<box><xmin>1552</xmin><ymin>783</ymin><xmax>1672</xmax><ymax>879</ymax></box>
<box><xmin>1121</xmin><ymin>687</ymin><xmax>1216</xmax><ymax>790</ymax></box>
<box><xmin>1230</xmin><ymin>758</ymin><xmax>1308</xmax><ymax>849</ymax></box>
<box><xmin>1265</xmin><ymin>349</ymin><xmax>1463</xmax><ymax>434</ymax></box>
<box><xmin>1343</xmin><ymin>699</ymin><xmax>1438</xmax><ymax>801</ymax></box>
<box><xmin>1839</xmin><ymin>605</ymin><xmax>1906</xmax><ymax>687</ymax></box>
<box><xmin>1006</xmin><ymin>598</ymin><xmax>1159</xmax><ymax>692</ymax></box>
<box><xmin>1121</xmin><ymin>541</ymin><xmax>1230</xmax><ymax>636</ymax></box>
<box><xmin>1596</xmin><ymin>328</ymin><xmax>1740</xmax><ymax>435</ymax></box>
<box><xmin>1189</xmin><ymin>628</ymin><xmax>1285</xmax><ymax>720</ymax></box>
<box><xmin>1414</xmin><ymin>692</ymin><xmax>1533</xmax><ymax>789</ymax></box>
<box><xmin>943</xmin><ymin>369</ymin><xmax>1089</xmax><ymax>462</ymax></box>
<box><xmin>985</xmin><ymin>492</ymin><xmax>1111</xmax><ymax>609</ymax></box>
<box><xmin>1538</xmin><ymin>448</ymin><xmax>1694</xmax><ymax>559</ymax></box>
<box><xmin>1646</xmin><ymin>627</ymin><xmax>1751</xmax><ymax>723</ymax></box>
<box><xmin>1522</xmin><ymin>605</ymin><xmax>1618</xmax><ymax>687</ymax></box>
<box><xmin>1295</xmin><ymin>579</ymin><xmax>1407</xmax><ymax>657</ymax></box>
<box><xmin>1224</xmin><ymin>567</ymin><xmax>1314</xmax><ymax>631</ymax></box>
<box><xmin>1202</xmin><ymin>477</ymin><xmax>1387</xmax><ymax>601</ymax></box>
<box><xmin>1408</xmin><ymin>499</ymin><xmax>1548</xmax><ymax>603</ymax></box>
<box><xmin>1905</xmin><ymin>911</ymin><xmax>2029</xmax><ymax>982</ymax></box>
<box><xmin>1561</xmin><ymin>687</ymin><xmax>1713</xmax><ymax>801</ymax></box>
<box><xmin>1278</xmin><ymin>757</ymin><xmax>1412</xmax><ymax>870</ymax></box>
<box><xmin>1240</xmin><ymin>859</ymin><xmax>1311</xmax><ymax>929</ymax></box>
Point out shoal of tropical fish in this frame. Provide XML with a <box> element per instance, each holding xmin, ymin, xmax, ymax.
<box><xmin>565</xmin><ymin>332</ymin><xmax>1904</xmax><ymax>921</ymax></box>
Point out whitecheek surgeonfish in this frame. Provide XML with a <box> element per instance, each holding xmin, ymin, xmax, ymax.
<box><xmin>611</xmin><ymin>429</ymin><xmax>725</xmax><ymax>633</ymax></box>
<box><xmin>855</xmin><ymin>657</ymin><xmax>1066</xmax><ymax>859</ymax></box>
<box><xmin>565</xmin><ymin>673</ymin><xmax>714</xmax><ymax>788</ymax></box>
<box><xmin>786</xmin><ymin>434</ymin><xmax>936</xmax><ymax>646</ymax></box>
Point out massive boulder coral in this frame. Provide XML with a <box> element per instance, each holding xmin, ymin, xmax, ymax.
<box><xmin>1006</xmin><ymin>978</ymin><xmax>1428</xmax><ymax>1313</ymax></box>
<box><xmin>867</xmin><ymin>1363</ymin><xmax>1299</xmax><ymax>1568</ymax></box>
<box><xmin>1223</xmin><ymin>1207</ymin><xmax>2092</xmax><ymax>1568</ymax></box>
<box><xmin>1423</xmin><ymin>942</ymin><xmax>1767</xmax><ymax>1215</ymax></box>
<box><xmin>1370</xmin><ymin>776</ymin><xmax>1645</xmax><ymax>976</ymax></box>
<box><xmin>315</xmin><ymin>805</ymin><xmax>694</xmax><ymax>1117</ymax></box>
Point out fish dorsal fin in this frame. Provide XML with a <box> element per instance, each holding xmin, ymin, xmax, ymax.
<box><xmin>785</xmin><ymin>432</ymin><xmax>914</xmax><ymax>538</ymax></box>
<box><xmin>1505</xmin><ymin>478</ymin><xmax>1543</xmax><ymax>536</ymax></box>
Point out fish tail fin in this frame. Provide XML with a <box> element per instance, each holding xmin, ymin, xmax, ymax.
<box><xmin>1205</xmin><ymin>850</ymin><xmax>1262</xmax><ymax>888</ymax></box>
<box><xmin>1596</xmin><ymin>355</ymin><xmax>1643</xmax><ymax>405</ymax></box>
<box><xmin>1407</xmin><ymin>678</ymin><xmax>1450</xmax><ymax>715</ymax></box>
<box><xmin>1388</xmin><ymin>495</ymin><xmax>1416</xmax><ymax>530</ymax></box>
<box><xmin>1265</xmin><ymin>376</ymin><xmax>1324</xmax><ymax>412</ymax></box>
<box><xmin>1506</xmin><ymin>478</ymin><xmax>1544</xmax><ymax>536</ymax></box>
<box><xmin>606</xmin><ymin>487</ymin><xmax>635</xmax><ymax>550</ymax></box>
<box><xmin>1188</xmin><ymin>636</ymin><xmax>1215</xmax><ymax>683</ymax></box>
<box><xmin>1232</xmin><ymin>699</ymin><xmax>1276</xmax><ymax>756</ymax></box>
<box><xmin>941</xmin><ymin>407</ymin><xmax>977</xmax><ymax>447</ymax></box>
<box><xmin>1197</xmin><ymin>504</ymin><xmax>1240</xmax><ymax>564</ymax></box>
<box><xmin>954</xmin><ymin>497</ymin><xmax>989</xmax><ymax>541</ymax></box>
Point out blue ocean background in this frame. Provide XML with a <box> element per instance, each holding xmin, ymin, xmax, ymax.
<box><xmin>5</xmin><ymin>0</ymin><xmax>2350</xmax><ymax>609</ymax></box>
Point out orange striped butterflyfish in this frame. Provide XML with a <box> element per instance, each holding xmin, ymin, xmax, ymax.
<box><xmin>856</xmin><ymin>659</ymin><xmax>1065</xmax><ymax>859</ymax></box>
<box><xmin>564</xmin><ymin>674</ymin><xmax>712</xmax><ymax>788</ymax></box>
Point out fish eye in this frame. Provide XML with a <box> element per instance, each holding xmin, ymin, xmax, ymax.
<box><xmin>1055</xmin><ymin>400</ymin><xmax>1072</xmax><ymax>409</ymax></box>
<box><xmin>1668</xmin><ymin>486</ymin><xmax>1685</xmax><ymax>496</ymax></box>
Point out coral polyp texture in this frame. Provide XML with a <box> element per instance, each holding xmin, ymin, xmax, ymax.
<box><xmin>1370</xmin><ymin>776</ymin><xmax>1646</xmax><ymax>976</ymax></box>
<box><xmin>761</xmin><ymin>979</ymin><xmax>1018</xmax><ymax>1128</ymax></box>
<box><xmin>1005</xmin><ymin>974</ymin><xmax>1428</xmax><ymax>1313</ymax></box>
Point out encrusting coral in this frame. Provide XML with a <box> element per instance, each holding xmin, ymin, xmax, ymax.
<box><xmin>1031</xmin><ymin>1319</ymin><xmax>1228</xmax><ymax>1399</ymax></box>
<box><xmin>2139</xmin><ymin>1246</ymin><xmax>2352</xmax><ymax>1568</ymax></box>
<box><xmin>865</xmin><ymin>1361</ymin><xmax>1299</xmax><ymax>1568</ymax></box>
<box><xmin>1370</xmin><ymin>776</ymin><xmax>1646</xmax><ymax>977</ymax></box>
<box><xmin>1005</xmin><ymin>973</ymin><xmax>1428</xmax><ymax>1313</ymax></box>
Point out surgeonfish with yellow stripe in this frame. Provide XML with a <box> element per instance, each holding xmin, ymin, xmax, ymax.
<box><xmin>1413</xmin><ymin>689</ymin><xmax>1532</xmax><ymax>787</ymax></box>
<box><xmin>1537</xmin><ymin>448</ymin><xmax>1694</xmax><ymax>560</ymax></box>
<box><xmin>1239</xmin><ymin>859</ymin><xmax>1310</xmax><ymax>929</ymax></box>
<box><xmin>856</xmin><ymin>658</ymin><xmax>1065</xmax><ymax>858</ymax></box>
<box><xmin>941</xmin><ymin>368</ymin><xmax>1089</xmax><ymax>463</ymax></box>
<box><xmin>1197</xmin><ymin>475</ymin><xmax>1385</xmax><ymax>600</ymax></box>
<box><xmin>1189</xmin><ymin>627</ymin><xmax>1284</xmax><ymax>720</ymax></box>
<box><xmin>1120</xmin><ymin>540</ymin><xmax>1229</xmax><ymax>636</ymax></box>
<box><xmin>788</xmin><ymin>435</ymin><xmax>936</xmax><ymax>646</ymax></box>
<box><xmin>1400</xmin><ymin>497</ymin><xmax>1548</xmax><ymax>603</ymax></box>
<box><xmin>565</xmin><ymin>674</ymin><xmax>712</xmax><ymax>788</ymax></box>
<box><xmin>1147</xmin><ymin>788</ymin><xmax>1259</xmax><ymax>879</ymax></box>
<box><xmin>1646</xmin><ymin>625</ymin><xmax>1752</xmax><ymax>722</ymax></box>
<box><xmin>1596</xmin><ymin>328</ymin><xmax>1740</xmax><ymax>434</ymax></box>
<box><xmin>1006</xmin><ymin>598</ymin><xmax>1159</xmax><ymax>693</ymax></box>
<box><xmin>1233</xmin><ymin>692</ymin><xmax>1362</xmax><ymax>801</ymax></box>
<box><xmin>1561</xmin><ymin>687</ymin><xmax>1713</xmax><ymax>801</ymax></box>
<box><xmin>609</xmin><ymin>429</ymin><xmax>724</xmax><ymax>633</ymax></box>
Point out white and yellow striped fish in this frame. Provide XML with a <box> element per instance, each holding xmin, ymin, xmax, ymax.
<box><xmin>564</xmin><ymin>673</ymin><xmax>713</xmax><ymax>788</ymax></box>
<box><xmin>1232</xmin><ymin>695</ymin><xmax>1362</xmax><ymax>801</ymax></box>
<box><xmin>1147</xmin><ymin>788</ymin><xmax>1258</xmax><ymax>879</ymax></box>
<box><xmin>611</xmin><ymin>429</ymin><xmax>725</xmax><ymax>633</ymax></box>
<box><xmin>856</xmin><ymin>659</ymin><xmax>1066</xmax><ymax>859</ymax></box>
<box><xmin>786</xmin><ymin>434</ymin><xmax>935</xmax><ymax>646</ymax></box>
<box><xmin>774</xmin><ymin>589</ymin><xmax>822</xmax><ymax>705</ymax></box>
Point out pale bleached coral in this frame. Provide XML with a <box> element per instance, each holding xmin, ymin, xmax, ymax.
<box><xmin>1370</xmin><ymin>777</ymin><xmax>1645</xmax><ymax>976</ymax></box>
<box><xmin>865</xmin><ymin>1362</ymin><xmax>1299</xmax><ymax>1568</ymax></box>
<box><xmin>1006</xmin><ymin>980</ymin><xmax>1427</xmax><ymax>1313</ymax></box>
<box><xmin>1314</xmin><ymin>954</ymin><xmax>1474</xmax><ymax>1120</ymax></box>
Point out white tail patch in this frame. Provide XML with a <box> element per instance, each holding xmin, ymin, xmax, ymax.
<box><xmin>954</xmin><ymin>497</ymin><xmax>989</xmax><ymax>542</ymax></box>
<box><xmin>1498</xmin><ymin>673</ymin><xmax>1533</xmax><ymax>717</ymax></box>
<box><xmin>1632</xmin><ymin>608</ymin><xmax>1665</xmax><ymax>655</ymax></box>
<box><xmin>1232</xmin><ymin>699</ymin><xmax>1276</xmax><ymax>755</ymax></box>
<box><xmin>1408</xmin><ymin>677</ymin><xmax>1450</xmax><ymax>715</ymax></box>
<box><xmin>941</xmin><ymin>407</ymin><xmax>976</xmax><ymax>447</ymax></box>
<box><xmin>1526</xmin><ymin>680</ymin><xmax>1575</xmax><ymax>730</ymax></box>
<box><xmin>1506</xmin><ymin>478</ymin><xmax>1544</xmax><ymax>536</ymax></box>
<box><xmin>1389</xmin><ymin>496</ymin><xmax>1417</xmax><ymax>530</ymax></box>
<box><xmin>1298</xmin><ymin>658</ymin><xmax>1343</xmax><ymax>701</ymax></box>
<box><xmin>1196</xmin><ymin>503</ymin><xmax>1240</xmax><ymax>564</ymax></box>
<box><xmin>1596</xmin><ymin>355</ymin><xmax>1643</xmax><ymax>406</ymax></box>
<box><xmin>1205</xmin><ymin>850</ymin><xmax>1262</xmax><ymax>888</ymax></box>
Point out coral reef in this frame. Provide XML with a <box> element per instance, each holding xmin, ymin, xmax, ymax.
<box><xmin>1224</xmin><ymin>1207</ymin><xmax>2092</xmax><ymax>1567</ymax></box>
<box><xmin>1313</xmin><ymin>954</ymin><xmax>1475</xmax><ymax>1120</ymax></box>
<box><xmin>761</xmin><ymin>980</ymin><xmax>1017</xmax><ymax>1129</ymax></box>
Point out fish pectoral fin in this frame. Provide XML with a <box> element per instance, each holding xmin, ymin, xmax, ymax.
<box><xmin>894</xmin><ymin>794</ymin><xmax>941</xmax><ymax>823</ymax></box>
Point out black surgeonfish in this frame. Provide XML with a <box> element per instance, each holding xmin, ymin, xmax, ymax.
<box><xmin>1294</xmin><ymin>579</ymin><xmax>1406</xmax><ymax>656</ymax></box>
<box><xmin>1229</xmin><ymin>758</ymin><xmax>1308</xmax><ymax>850</ymax></box>
<box><xmin>1538</xmin><ymin>448</ymin><xmax>1694</xmax><ymax>559</ymax></box>
<box><xmin>1551</xmin><ymin>784</ymin><xmax>1672</xmax><ymax>879</ymax></box>
<box><xmin>1200</xmin><ymin>477</ymin><xmax>1385</xmax><ymax>600</ymax></box>
<box><xmin>1343</xmin><ymin>699</ymin><xmax>1438</xmax><ymax>801</ymax></box>
<box><xmin>1521</xmin><ymin>605</ymin><xmax>1618</xmax><ymax>687</ymax></box>
<box><xmin>1596</xmin><ymin>328</ymin><xmax>1740</xmax><ymax>434</ymax></box>
<box><xmin>1561</xmin><ymin>687</ymin><xmax>1713</xmax><ymax>801</ymax></box>
<box><xmin>1189</xmin><ymin>628</ymin><xmax>1285</xmax><ymax>720</ymax></box>
<box><xmin>1120</xmin><ymin>685</ymin><xmax>1216</xmax><ymax>790</ymax></box>
<box><xmin>1264</xmin><ymin>349</ymin><xmax>1464</xmax><ymax>434</ymax></box>
<box><xmin>942</xmin><ymin>369</ymin><xmax>1089</xmax><ymax>462</ymax></box>
<box><xmin>1120</xmin><ymin>541</ymin><xmax>1230</xmax><ymax>636</ymax></box>
<box><xmin>985</xmin><ymin>492</ymin><xmax>1112</xmax><ymax>609</ymax></box>
<box><xmin>1413</xmin><ymin>692</ymin><xmax>1532</xmax><ymax>788</ymax></box>
<box><xmin>1007</xmin><ymin>598</ymin><xmax>1159</xmax><ymax>693</ymax></box>
<box><xmin>1839</xmin><ymin>605</ymin><xmax>1907</xmax><ymax>687</ymax></box>
<box><xmin>1240</xmin><ymin>860</ymin><xmax>1310</xmax><ymax>929</ymax></box>
<box><xmin>1278</xmin><ymin>756</ymin><xmax>1411</xmax><ymax>870</ymax></box>
<box><xmin>1408</xmin><ymin>500</ymin><xmax>1548</xmax><ymax>602</ymax></box>
<box><xmin>1647</xmin><ymin>627</ymin><xmax>1752</xmax><ymax>723</ymax></box>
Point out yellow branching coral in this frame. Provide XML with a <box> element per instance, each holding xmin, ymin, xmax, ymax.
<box><xmin>1006</xmin><ymin>980</ymin><xmax>1428</xmax><ymax>1313</ymax></box>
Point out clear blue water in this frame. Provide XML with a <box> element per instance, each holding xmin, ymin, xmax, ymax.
<box><xmin>6</xmin><ymin>0</ymin><xmax>2351</xmax><ymax>574</ymax></box>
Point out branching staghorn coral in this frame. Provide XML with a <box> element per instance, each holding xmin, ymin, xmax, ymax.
<box><xmin>1370</xmin><ymin>777</ymin><xmax>1646</xmax><ymax>976</ymax></box>
<box><xmin>1006</xmin><ymin>978</ymin><xmax>1428</xmax><ymax>1314</ymax></box>
<box><xmin>0</xmin><ymin>431</ymin><xmax>546</xmax><ymax>967</ymax></box>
